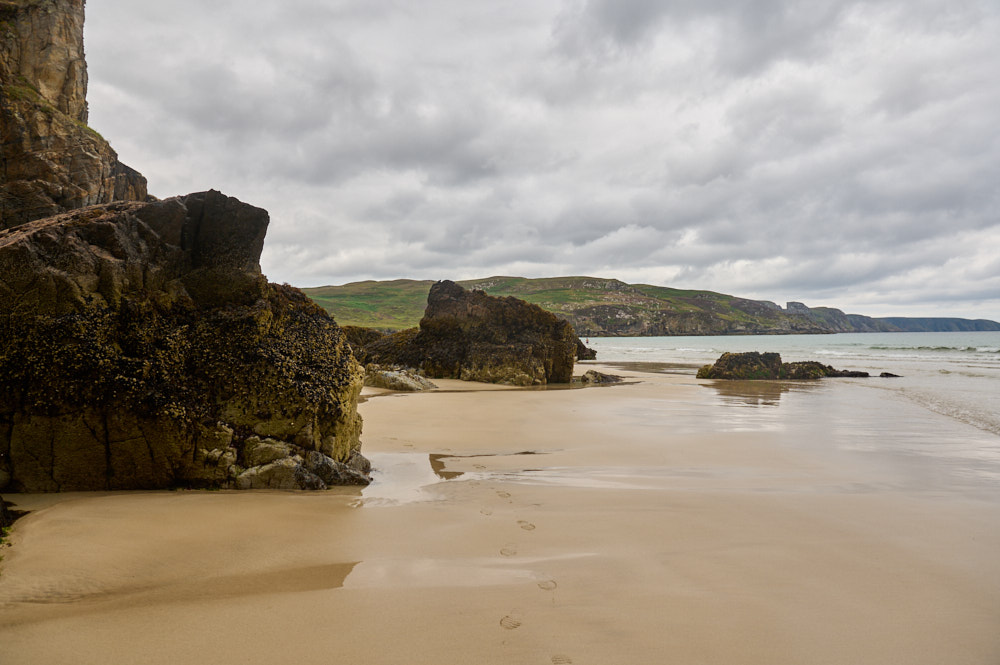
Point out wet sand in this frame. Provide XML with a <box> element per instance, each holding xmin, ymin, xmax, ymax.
<box><xmin>2</xmin><ymin>364</ymin><xmax>1000</xmax><ymax>664</ymax></box>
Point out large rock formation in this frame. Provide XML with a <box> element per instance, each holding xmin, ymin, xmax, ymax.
<box><xmin>359</xmin><ymin>280</ymin><xmax>578</xmax><ymax>386</ymax></box>
<box><xmin>1</xmin><ymin>0</ymin><xmax>147</xmax><ymax>228</ymax></box>
<box><xmin>0</xmin><ymin>191</ymin><xmax>367</xmax><ymax>491</ymax></box>
<box><xmin>696</xmin><ymin>352</ymin><xmax>870</xmax><ymax>380</ymax></box>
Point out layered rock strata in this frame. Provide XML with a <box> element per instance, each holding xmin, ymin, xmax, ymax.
<box><xmin>0</xmin><ymin>190</ymin><xmax>367</xmax><ymax>491</ymax></box>
<box><xmin>359</xmin><ymin>280</ymin><xmax>578</xmax><ymax>386</ymax></box>
<box><xmin>1</xmin><ymin>0</ymin><xmax>147</xmax><ymax>228</ymax></box>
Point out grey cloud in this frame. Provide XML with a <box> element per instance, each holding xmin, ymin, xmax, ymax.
<box><xmin>82</xmin><ymin>0</ymin><xmax>1000</xmax><ymax>318</ymax></box>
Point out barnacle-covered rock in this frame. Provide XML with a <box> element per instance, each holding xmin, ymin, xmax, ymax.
<box><xmin>0</xmin><ymin>191</ymin><xmax>367</xmax><ymax>491</ymax></box>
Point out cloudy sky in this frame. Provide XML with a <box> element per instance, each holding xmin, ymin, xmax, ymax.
<box><xmin>85</xmin><ymin>0</ymin><xmax>999</xmax><ymax>319</ymax></box>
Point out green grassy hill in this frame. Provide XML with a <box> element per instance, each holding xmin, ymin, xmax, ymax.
<box><xmin>302</xmin><ymin>277</ymin><xmax>1000</xmax><ymax>336</ymax></box>
<box><xmin>301</xmin><ymin>276</ymin><xmax>829</xmax><ymax>336</ymax></box>
<box><xmin>302</xmin><ymin>279</ymin><xmax>434</xmax><ymax>330</ymax></box>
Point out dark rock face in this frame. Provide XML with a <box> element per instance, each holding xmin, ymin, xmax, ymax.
<box><xmin>0</xmin><ymin>495</ymin><xmax>11</xmax><ymax>530</ymax></box>
<box><xmin>576</xmin><ymin>338</ymin><xmax>597</xmax><ymax>360</ymax></box>
<box><xmin>362</xmin><ymin>280</ymin><xmax>578</xmax><ymax>386</ymax></box>
<box><xmin>0</xmin><ymin>191</ymin><xmax>366</xmax><ymax>491</ymax></box>
<box><xmin>696</xmin><ymin>352</ymin><xmax>870</xmax><ymax>380</ymax></box>
<box><xmin>342</xmin><ymin>325</ymin><xmax>388</xmax><ymax>361</ymax></box>
<box><xmin>0</xmin><ymin>0</ymin><xmax>148</xmax><ymax>229</ymax></box>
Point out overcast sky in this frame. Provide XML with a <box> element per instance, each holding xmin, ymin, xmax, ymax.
<box><xmin>85</xmin><ymin>0</ymin><xmax>999</xmax><ymax>319</ymax></box>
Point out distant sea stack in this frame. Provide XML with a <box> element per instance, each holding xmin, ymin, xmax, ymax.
<box><xmin>358</xmin><ymin>280</ymin><xmax>578</xmax><ymax>386</ymax></box>
<box><xmin>697</xmin><ymin>352</ymin><xmax>870</xmax><ymax>380</ymax></box>
<box><xmin>0</xmin><ymin>192</ymin><xmax>367</xmax><ymax>491</ymax></box>
<box><xmin>1</xmin><ymin>0</ymin><xmax>147</xmax><ymax>228</ymax></box>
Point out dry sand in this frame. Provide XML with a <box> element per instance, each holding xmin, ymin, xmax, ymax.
<box><xmin>2</xmin><ymin>365</ymin><xmax>1000</xmax><ymax>664</ymax></box>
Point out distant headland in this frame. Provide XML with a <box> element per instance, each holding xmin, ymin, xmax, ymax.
<box><xmin>302</xmin><ymin>276</ymin><xmax>1000</xmax><ymax>336</ymax></box>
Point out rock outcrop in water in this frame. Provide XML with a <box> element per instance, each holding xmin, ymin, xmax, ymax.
<box><xmin>696</xmin><ymin>352</ymin><xmax>870</xmax><ymax>380</ymax></box>
<box><xmin>1</xmin><ymin>0</ymin><xmax>147</xmax><ymax>228</ymax></box>
<box><xmin>357</xmin><ymin>280</ymin><xmax>578</xmax><ymax>386</ymax></box>
<box><xmin>0</xmin><ymin>191</ymin><xmax>368</xmax><ymax>491</ymax></box>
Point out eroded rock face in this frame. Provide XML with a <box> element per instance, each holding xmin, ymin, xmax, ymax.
<box><xmin>0</xmin><ymin>191</ymin><xmax>367</xmax><ymax>491</ymax></box>
<box><xmin>362</xmin><ymin>280</ymin><xmax>577</xmax><ymax>386</ymax></box>
<box><xmin>1</xmin><ymin>0</ymin><xmax>147</xmax><ymax>228</ymax></box>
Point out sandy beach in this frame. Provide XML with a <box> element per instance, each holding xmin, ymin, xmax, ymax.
<box><xmin>2</xmin><ymin>364</ymin><xmax>999</xmax><ymax>664</ymax></box>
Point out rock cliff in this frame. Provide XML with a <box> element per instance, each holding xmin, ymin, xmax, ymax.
<box><xmin>360</xmin><ymin>280</ymin><xmax>578</xmax><ymax>386</ymax></box>
<box><xmin>1</xmin><ymin>0</ymin><xmax>147</xmax><ymax>228</ymax></box>
<box><xmin>0</xmin><ymin>191</ymin><xmax>367</xmax><ymax>491</ymax></box>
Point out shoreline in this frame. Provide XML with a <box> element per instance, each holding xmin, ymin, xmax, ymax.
<box><xmin>2</xmin><ymin>364</ymin><xmax>999</xmax><ymax>664</ymax></box>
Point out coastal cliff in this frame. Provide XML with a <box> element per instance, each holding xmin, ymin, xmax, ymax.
<box><xmin>358</xmin><ymin>280</ymin><xmax>577</xmax><ymax>386</ymax></box>
<box><xmin>0</xmin><ymin>0</ymin><xmax>147</xmax><ymax>228</ymax></box>
<box><xmin>303</xmin><ymin>277</ymin><xmax>835</xmax><ymax>336</ymax></box>
<box><xmin>305</xmin><ymin>277</ymin><xmax>1000</xmax><ymax>336</ymax></box>
<box><xmin>0</xmin><ymin>192</ymin><xmax>367</xmax><ymax>491</ymax></box>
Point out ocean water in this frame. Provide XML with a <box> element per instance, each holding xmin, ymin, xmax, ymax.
<box><xmin>585</xmin><ymin>332</ymin><xmax>1000</xmax><ymax>492</ymax></box>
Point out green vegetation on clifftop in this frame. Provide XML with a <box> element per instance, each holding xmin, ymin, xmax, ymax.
<box><xmin>303</xmin><ymin>276</ymin><xmax>1000</xmax><ymax>336</ymax></box>
<box><xmin>303</xmin><ymin>276</ymin><xmax>828</xmax><ymax>336</ymax></box>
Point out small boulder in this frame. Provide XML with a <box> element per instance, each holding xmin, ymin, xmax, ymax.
<box><xmin>303</xmin><ymin>450</ymin><xmax>371</xmax><ymax>486</ymax></box>
<box><xmin>581</xmin><ymin>370</ymin><xmax>622</xmax><ymax>384</ymax></box>
<box><xmin>365</xmin><ymin>365</ymin><xmax>437</xmax><ymax>391</ymax></box>
<box><xmin>243</xmin><ymin>437</ymin><xmax>296</xmax><ymax>467</ymax></box>
<box><xmin>236</xmin><ymin>458</ymin><xmax>326</xmax><ymax>490</ymax></box>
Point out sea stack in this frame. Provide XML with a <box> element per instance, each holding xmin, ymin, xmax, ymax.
<box><xmin>361</xmin><ymin>280</ymin><xmax>578</xmax><ymax>385</ymax></box>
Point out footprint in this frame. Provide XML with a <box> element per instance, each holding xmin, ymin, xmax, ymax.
<box><xmin>517</xmin><ymin>520</ymin><xmax>536</xmax><ymax>531</ymax></box>
<box><xmin>551</xmin><ymin>656</ymin><xmax>573</xmax><ymax>664</ymax></box>
<box><xmin>474</xmin><ymin>464</ymin><xmax>487</xmax><ymax>470</ymax></box>
<box><xmin>500</xmin><ymin>614</ymin><xmax>522</xmax><ymax>630</ymax></box>
<box><xmin>480</xmin><ymin>507</ymin><xmax>493</xmax><ymax>516</ymax></box>
<box><xmin>500</xmin><ymin>545</ymin><xmax>517</xmax><ymax>557</ymax></box>
<box><xmin>537</xmin><ymin>579</ymin><xmax>558</xmax><ymax>591</ymax></box>
<box><xmin>496</xmin><ymin>491</ymin><xmax>511</xmax><ymax>499</ymax></box>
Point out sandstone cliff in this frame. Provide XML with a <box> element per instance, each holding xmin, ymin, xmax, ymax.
<box><xmin>1</xmin><ymin>0</ymin><xmax>147</xmax><ymax>228</ymax></box>
<box><xmin>0</xmin><ymin>191</ymin><xmax>367</xmax><ymax>491</ymax></box>
<box><xmin>359</xmin><ymin>280</ymin><xmax>578</xmax><ymax>386</ymax></box>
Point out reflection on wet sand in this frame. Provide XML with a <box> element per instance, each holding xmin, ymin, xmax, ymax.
<box><xmin>703</xmin><ymin>379</ymin><xmax>823</xmax><ymax>406</ymax></box>
<box><xmin>595</xmin><ymin>361</ymin><xmax>701</xmax><ymax>375</ymax></box>
<box><xmin>428</xmin><ymin>451</ymin><xmax>548</xmax><ymax>481</ymax></box>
